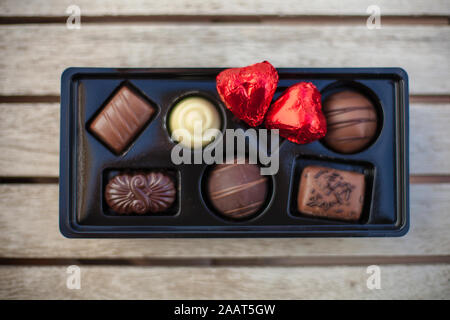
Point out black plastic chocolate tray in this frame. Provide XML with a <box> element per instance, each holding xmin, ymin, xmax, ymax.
<box><xmin>60</xmin><ymin>67</ymin><xmax>409</xmax><ymax>238</ymax></box>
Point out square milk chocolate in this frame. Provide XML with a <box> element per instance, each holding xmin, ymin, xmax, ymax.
<box><xmin>297</xmin><ymin>165</ymin><xmax>365</xmax><ymax>221</ymax></box>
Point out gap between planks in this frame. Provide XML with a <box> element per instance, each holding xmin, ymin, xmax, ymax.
<box><xmin>0</xmin><ymin>255</ymin><xmax>449</xmax><ymax>267</ymax></box>
<box><xmin>0</xmin><ymin>15</ymin><xmax>448</xmax><ymax>25</ymax></box>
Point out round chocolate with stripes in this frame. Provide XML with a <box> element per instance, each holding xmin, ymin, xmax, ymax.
<box><xmin>323</xmin><ymin>90</ymin><xmax>378</xmax><ymax>154</ymax></box>
<box><xmin>206</xmin><ymin>160</ymin><xmax>269</xmax><ymax>220</ymax></box>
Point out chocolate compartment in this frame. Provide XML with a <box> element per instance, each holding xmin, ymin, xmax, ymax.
<box><xmin>102</xmin><ymin>169</ymin><xmax>180</xmax><ymax>217</ymax></box>
<box><xmin>200</xmin><ymin>161</ymin><xmax>276</xmax><ymax>223</ymax></box>
<box><xmin>60</xmin><ymin>67</ymin><xmax>409</xmax><ymax>237</ymax></box>
<box><xmin>86</xmin><ymin>82</ymin><xmax>159</xmax><ymax>156</ymax></box>
<box><xmin>319</xmin><ymin>81</ymin><xmax>384</xmax><ymax>154</ymax></box>
<box><xmin>288</xmin><ymin>155</ymin><xmax>375</xmax><ymax>224</ymax></box>
<box><xmin>165</xmin><ymin>90</ymin><xmax>228</xmax><ymax>149</ymax></box>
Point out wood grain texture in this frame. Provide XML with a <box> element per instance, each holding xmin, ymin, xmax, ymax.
<box><xmin>0</xmin><ymin>103</ymin><xmax>59</xmax><ymax>177</ymax></box>
<box><xmin>1</xmin><ymin>102</ymin><xmax>449</xmax><ymax>177</ymax></box>
<box><xmin>0</xmin><ymin>183</ymin><xmax>448</xmax><ymax>258</ymax></box>
<box><xmin>1</xmin><ymin>0</ymin><xmax>449</xmax><ymax>16</ymax></box>
<box><xmin>410</xmin><ymin>103</ymin><xmax>450</xmax><ymax>174</ymax></box>
<box><xmin>0</xmin><ymin>0</ymin><xmax>447</xmax><ymax>300</ymax></box>
<box><xmin>0</xmin><ymin>24</ymin><xmax>449</xmax><ymax>95</ymax></box>
<box><xmin>0</xmin><ymin>265</ymin><xmax>448</xmax><ymax>299</ymax></box>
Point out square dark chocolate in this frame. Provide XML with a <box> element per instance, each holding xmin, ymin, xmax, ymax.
<box><xmin>89</xmin><ymin>85</ymin><xmax>155</xmax><ymax>154</ymax></box>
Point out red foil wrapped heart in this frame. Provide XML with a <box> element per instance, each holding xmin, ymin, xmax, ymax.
<box><xmin>216</xmin><ymin>61</ymin><xmax>278</xmax><ymax>126</ymax></box>
<box><xmin>265</xmin><ymin>82</ymin><xmax>327</xmax><ymax>144</ymax></box>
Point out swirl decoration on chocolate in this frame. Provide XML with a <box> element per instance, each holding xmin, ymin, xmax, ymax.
<box><xmin>105</xmin><ymin>172</ymin><xmax>176</xmax><ymax>214</ymax></box>
<box><xmin>169</xmin><ymin>96</ymin><xmax>221</xmax><ymax>148</ymax></box>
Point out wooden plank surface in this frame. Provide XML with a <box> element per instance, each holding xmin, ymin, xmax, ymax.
<box><xmin>0</xmin><ymin>183</ymin><xmax>448</xmax><ymax>258</ymax></box>
<box><xmin>0</xmin><ymin>1</ymin><xmax>448</xmax><ymax>301</ymax></box>
<box><xmin>0</xmin><ymin>103</ymin><xmax>59</xmax><ymax>177</ymax></box>
<box><xmin>410</xmin><ymin>103</ymin><xmax>450</xmax><ymax>175</ymax></box>
<box><xmin>0</xmin><ymin>24</ymin><xmax>449</xmax><ymax>95</ymax></box>
<box><xmin>1</xmin><ymin>0</ymin><xmax>449</xmax><ymax>16</ymax></box>
<box><xmin>1</xmin><ymin>102</ymin><xmax>449</xmax><ymax>177</ymax></box>
<box><xmin>0</xmin><ymin>265</ymin><xmax>448</xmax><ymax>299</ymax></box>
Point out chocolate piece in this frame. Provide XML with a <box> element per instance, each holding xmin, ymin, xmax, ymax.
<box><xmin>297</xmin><ymin>166</ymin><xmax>365</xmax><ymax>221</ymax></box>
<box><xmin>323</xmin><ymin>90</ymin><xmax>378</xmax><ymax>154</ymax></box>
<box><xmin>168</xmin><ymin>96</ymin><xmax>221</xmax><ymax>148</ymax></box>
<box><xmin>105</xmin><ymin>172</ymin><xmax>176</xmax><ymax>214</ymax></box>
<box><xmin>265</xmin><ymin>82</ymin><xmax>327</xmax><ymax>144</ymax></box>
<box><xmin>90</xmin><ymin>86</ymin><xmax>155</xmax><ymax>154</ymax></box>
<box><xmin>207</xmin><ymin>159</ymin><xmax>269</xmax><ymax>220</ymax></box>
<box><xmin>216</xmin><ymin>61</ymin><xmax>279</xmax><ymax>127</ymax></box>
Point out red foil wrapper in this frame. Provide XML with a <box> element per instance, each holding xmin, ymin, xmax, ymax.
<box><xmin>265</xmin><ymin>82</ymin><xmax>327</xmax><ymax>144</ymax></box>
<box><xmin>216</xmin><ymin>61</ymin><xmax>279</xmax><ymax>127</ymax></box>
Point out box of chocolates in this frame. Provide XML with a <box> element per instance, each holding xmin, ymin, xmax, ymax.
<box><xmin>60</xmin><ymin>64</ymin><xmax>409</xmax><ymax>237</ymax></box>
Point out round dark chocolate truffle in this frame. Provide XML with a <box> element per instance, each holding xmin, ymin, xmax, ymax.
<box><xmin>105</xmin><ymin>172</ymin><xmax>176</xmax><ymax>214</ymax></box>
<box><xmin>206</xmin><ymin>160</ymin><xmax>269</xmax><ymax>220</ymax></box>
<box><xmin>322</xmin><ymin>90</ymin><xmax>378</xmax><ymax>154</ymax></box>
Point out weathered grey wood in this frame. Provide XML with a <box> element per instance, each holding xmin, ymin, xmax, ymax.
<box><xmin>410</xmin><ymin>103</ymin><xmax>450</xmax><ymax>175</ymax></box>
<box><xmin>0</xmin><ymin>265</ymin><xmax>448</xmax><ymax>299</ymax></box>
<box><xmin>1</xmin><ymin>102</ymin><xmax>448</xmax><ymax>177</ymax></box>
<box><xmin>0</xmin><ymin>103</ymin><xmax>59</xmax><ymax>177</ymax></box>
<box><xmin>0</xmin><ymin>0</ymin><xmax>447</xmax><ymax>301</ymax></box>
<box><xmin>0</xmin><ymin>183</ymin><xmax>448</xmax><ymax>258</ymax></box>
<box><xmin>1</xmin><ymin>0</ymin><xmax>449</xmax><ymax>16</ymax></box>
<box><xmin>0</xmin><ymin>24</ymin><xmax>448</xmax><ymax>95</ymax></box>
